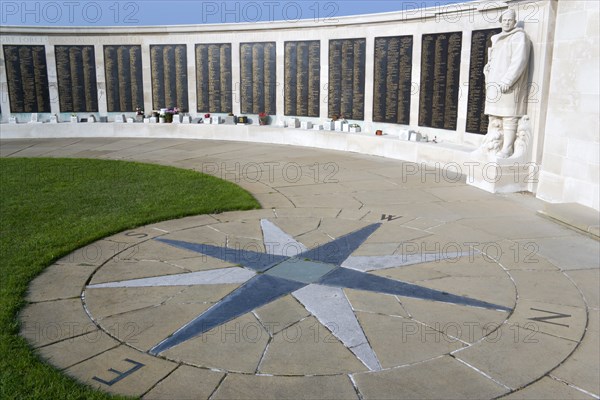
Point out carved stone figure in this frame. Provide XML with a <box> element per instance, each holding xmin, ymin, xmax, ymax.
<box><xmin>483</xmin><ymin>9</ymin><xmax>531</xmax><ymax>158</ymax></box>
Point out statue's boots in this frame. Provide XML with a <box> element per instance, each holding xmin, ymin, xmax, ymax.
<box><xmin>497</xmin><ymin>118</ymin><xmax>518</xmax><ymax>158</ymax></box>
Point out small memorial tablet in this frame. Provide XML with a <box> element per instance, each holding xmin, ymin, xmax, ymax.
<box><xmin>373</xmin><ymin>36</ymin><xmax>413</xmax><ymax>125</ymax></box>
<box><xmin>196</xmin><ymin>43</ymin><xmax>233</xmax><ymax>113</ymax></box>
<box><xmin>3</xmin><ymin>45</ymin><xmax>51</xmax><ymax>113</ymax></box>
<box><xmin>104</xmin><ymin>45</ymin><xmax>144</xmax><ymax>112</ymax></box>
<box><xmin>240</xmin><ymin>42</ymin><xmax>276</xmax><ymax>115</ymax></box>
<box><xmin>150</xmin><ymin>44</ymin><xmax>188</xmax><ymax>110</ymax></box>
<box><xmin>418</xmin><ymin>32</ymin><xmax>462</xmax><ymax>130</ymax></box>
<box><xmin>328</xmin><ymin>39</ymin><xmax>366</xmax><ymax>121</ymax></box>
<box><xmin>466</xmin><ymin>28</ymin><xmax>502</xmax><ymax>134</ymax></box>
<box><xmin>55</xmin><ymin>45</ymin><xmax>98</xmax><ymax>113</ymax></box>
<box><xmin>284</xmin><ymin>41</ymin><xmax>320</xmax><ymax>117</ymax></box>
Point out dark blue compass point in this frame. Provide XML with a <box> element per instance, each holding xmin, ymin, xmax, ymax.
<box><xmin>149</xmin><ymin>274</ymin><xmax>305</xmax><ymax>355</ymax></box>
<box><xmin>265</xmin><ymin>258</ymin><xmax>338</xmax><ymax>284</ymax></box>
<box><xmin>319</xmin><ymin>267</ymin><xmax>511</xmax><ymax>312</ymax></box>
<box><xmin>298</xmin><ymin>223</ymin><xmax>382</xmax><ymax>265</ymax></box>
<box><xmin>155</xmin><ymin>238</ymin><xmax>286</xmax><ymax>272</ymax></box>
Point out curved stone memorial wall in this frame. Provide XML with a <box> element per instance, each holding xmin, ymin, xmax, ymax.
<box><xmin>3</xmin><ymin>0</ymin><xmax>595</xmax><ymax>210</ymax></box>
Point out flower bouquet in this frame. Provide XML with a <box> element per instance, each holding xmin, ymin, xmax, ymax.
<box><xmin>258</xmin><ymin>112</ymin><xmax>270</xmax><ymax>126</ymax></box>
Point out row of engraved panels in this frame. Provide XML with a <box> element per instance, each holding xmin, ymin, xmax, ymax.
<box><xmin>3</xmin><ymin>34</ymin><xmax>492</xmax><ymax>133</ymax></box>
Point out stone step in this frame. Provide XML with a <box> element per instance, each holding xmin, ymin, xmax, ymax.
<box><xmin>538</xmin><ymin>202</ymin><xmax>600</xmax><ymax>240</ymax></box>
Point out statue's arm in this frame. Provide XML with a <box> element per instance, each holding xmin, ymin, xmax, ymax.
<box><xmin>483</xmin><ymin>48</ymin><xmax>492</xmax><ymax>77</ymax></box>
<box><xmin>500</xmin><ymin>32</ymin><xmax>530</xmax><ymax>88</ymax></box>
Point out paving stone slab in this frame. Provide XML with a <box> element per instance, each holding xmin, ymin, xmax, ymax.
<box><xmin>65</xmin><ymin>345</ymin><xmax>177</xmax><ymax>397</ymax></box>
<box><xmin>97</xmin><ymin>302</ymin><xmax>212</xmax><ymax>351</ymax></box>
<box><xmin>117</xmin><ymin>239</ymin><xmax>201</xmax><ymax>262</ymax></box>
<box><xmin>461</xmin><ymin>216</ymin><xmax>576</xmax><ymax>239</ymax></box>
<box><xmin>522</xmin><ymin>236</ymin><xmax>600</xmax><ymax>271</ymax></box>
<box><xmin>148</xmin><ymin>214</ymin><xmax>220</xmax><ymax>233</ymax></box>
<box><xmin>565</xmin><ymin>269</ymin><xmax>600</xmax><ymax>308</ymax></box>
<box><xmin>399</xmin><ymin>296</ymin><xmax>509</xmax><ymax>344</ymax></box>
<box><xmin>253</xmin><ymin>192</ymin><xmax>296</xmax><ymax>208</ymax></box>
<box><xmin>84</xmin><ymin>286</ymin><xmax>187</xmax><ymax>320</ymax></box>
<box><xmin>413</xmin><ymin>276</ymin><xmax>517</xmax><ymax>310</ymax></box>
<box><xmin>212</xmin><ymin>373</ymin><xmax>359</xmax><ymax>400</ymax></box>
<box><xmin>271</xmin><ymin>207</ymin><xmax>341</xmax><ymax>219</ymax></box>
<box><xmin>35</xmin><ymin>329</ymin><xmax>119</xmax><ymax>370</ymax></box>
<box><xmin>551</xmin><ymin>310</ymin><xmax>600</xmax><ymax>396</ymax></box>
<box><xmin>507</xmin><ymin>299</ymin><xmax>587</xmax><ymax>342</ymax></box>
<box><xmin>89</xmin><ymin>259</ymin><xmax>190</xmax><ymax>285</ymax></box>
<box><xmin>475</xmin><ymin>239</ymin><xmax>561</xmax><ymax>271</ymax></box>
<box><xmin>352</xmin><ymin>356</ymin><xmax>509</xmax><ymax>399</ymax></box>
<box><xmin>143</xmin><ymin>365</ymin><xmax>225</xmax><ymax>400</ymax></box>
<box><xmin>453</xmin><ymin>327</ymin><xmax>578</xmax><ymax>389</ymax></box>
<box><xmin>254</xmin><ymin>295</ymin><xmax>311</xmax><ymax>335</ymax></box>
<box><xmin>20</xmin><ymin>299</ymin><xmax>96</xmax><ymax>348</ymax></box>
<box><xmin>345</xmin><ymin>288</ymin><xmax>409</xmax><ymax>317</ymax></box>
<box><xmin>162</xmin><ymin>313</ymin><xmax>269</xmax><ymax>373</ymax></box>
<box><xmin>510</xmin><ymin>270</ymin><xmax>587</xmax><ymax>308</ymax></box>
<box><xmin>55</xmin><ymin>240</ymin><xmax>127</xmax><ymax>266</ymax></box>
<box><xmin>500</xmin><ymin>377</ymin><xmax>596</xmax><ymax>399</ymax></box>
<box><xmin>356</xmin><ymin>312</ymin><xmax>465</xmax><ymax>368</ymax></box>
<box><xmin>426</xmin><ymin>221</ymin><xmax>504</xmax><ymax>243</ymax></box>
<box><xmin>258</xmin><ymin>316</ymin><xmax>367</xmax><ymax>375</ymax></box>
<box><xmin>26</xmin><ymin>264</ymin><xmax>96</xmax><ymax>302</ymax></box>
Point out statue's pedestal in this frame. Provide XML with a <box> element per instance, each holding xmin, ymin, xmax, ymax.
<box><xmin>466</xmin><ymin>152</ymin><xmax>536</xmax><ymax>194</ymax></box>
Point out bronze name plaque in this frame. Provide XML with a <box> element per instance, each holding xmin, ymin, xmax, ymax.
<box><xmin>466</xmin><ymin>28</ymin><xmax>502</xmax><ymax>134</ymax></box>
<box><xmin>104</xmin><ymin>45</ymin><xmax>144</xmax><ymax>113</ymax></box>
<box><xmin>240</xmin><ymin>42</ymin><xmax>276</xmax><ymax>115</ymax></box>
<box><xmin>328</xmin><ymin>38</ymin><xmax>366</xmax><ymax>120</ymax></box>
<box><xmin>55</xmin><ymin>45</ymin><xmax>98</xmax><ymax>113</ymax></box>
<box><xmin>150</xmin><ymin>44</ymin><xmax>188</xmax><ymax>110</ymax></box>
<box><xmin>284</xmin><ymin>41</ymin><xmax>320</xmax><ymax>117</ymax></box>
<box><xmin>418</xmin><ymin>32</ymin><xmax>462</xmax><ymax>131</ymax></box>
<box><xmin>196</xmin><ymin>43</ymin><xmax>232</xmax><ymax>113</ymax></box>
<box><xmin>3</xmin><ymin>45</ymin><xmax>51</xmax><ymax>113</ymax></box>
<box><xmin>373</xmin><ymin>36</ymin><xmax>413</xmax><ymax>125</ymax></box>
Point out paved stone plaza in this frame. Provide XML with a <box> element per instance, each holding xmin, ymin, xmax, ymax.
<box><xmin>3</xmin><ymin>138</ymin><xmax>599</xmax><ymax>399</ymax></box>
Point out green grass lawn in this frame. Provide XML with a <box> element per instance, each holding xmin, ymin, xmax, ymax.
<box><xmin>0</xmin><ymin>158</ymin><xmax>260</xmax><ymax>399</ymax></box>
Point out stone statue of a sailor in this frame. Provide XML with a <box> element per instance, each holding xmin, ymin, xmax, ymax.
<box><xmin>483</xmin><ymin>9</ymin><xmax>531</xmax><ymax>158</ymax></box>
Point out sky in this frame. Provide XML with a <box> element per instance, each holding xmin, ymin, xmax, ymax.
<box><xmin>1</xmin><ymin>0</ymin><xmax>468</xmax><ymax>26</ymax></box>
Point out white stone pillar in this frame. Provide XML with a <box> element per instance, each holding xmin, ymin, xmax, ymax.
<box><xmin>141</xmin><ymin>44</ymin><xmax>152</xmax><ymax>113</ymax></box>
<box><xmin>95</xmin><ymin>44</ymin><xmax>107</xmax><ymax>116</ymax></box>
<box><xmin>230</xmin><ymin>40</ymin><xmax>241</xmax><ymax>116</ymax></box>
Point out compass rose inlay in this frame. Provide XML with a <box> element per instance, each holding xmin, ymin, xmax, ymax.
<box><xmin>87</xmin><ymin>219</ymin><xmax>511</xmax><ymax>372</ymax></box>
